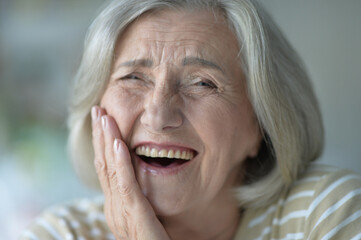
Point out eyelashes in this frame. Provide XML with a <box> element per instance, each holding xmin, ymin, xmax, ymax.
<box><xmin>194</xmin><ymin>79</ymin><xmax>217</xmax><ymax>89</ymax></box>
<box><xmin>117</xmin><ymin>73</ymin><xmax>219</xmax><ymax>91</ymax></box>
<box><xmin>119</xmin><ymin>73</ymin><xmax>142</xmax><ymax>81</ymax></box>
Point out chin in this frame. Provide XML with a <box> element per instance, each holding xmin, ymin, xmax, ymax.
<box><xmin>137</xmin><ymin>178</ymin><xmax>190</xmax><ymax>217</ymax></box>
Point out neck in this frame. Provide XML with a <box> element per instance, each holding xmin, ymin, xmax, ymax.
<box><xmin>158</xmin><ymin>195</ymin><xmax>241</xmax><ymax>240</ymax></box>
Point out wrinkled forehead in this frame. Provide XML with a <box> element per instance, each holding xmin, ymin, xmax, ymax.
<box><xmin>135</xmin><ymin>8</ymin><xmax>230</xmax><ymax>37</ymax></box>
<box><xmin>113</xmin><ymin>8</ymin><xmax>240</xmax><ymax>66</ymax></box>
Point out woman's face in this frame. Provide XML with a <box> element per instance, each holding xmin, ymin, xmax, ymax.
<box><xmin>100</xmin><ymin>9</ymin><xmax>261</xmax><ymax>216</ymax></box>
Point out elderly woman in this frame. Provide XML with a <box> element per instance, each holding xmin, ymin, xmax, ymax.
<box><xmin>21</xmin><ymin>0</ymin><xmax>361</xmax><ymax>239</ymax></box>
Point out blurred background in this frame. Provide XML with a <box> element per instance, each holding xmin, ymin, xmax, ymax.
<box><xmin>0</xmin><ymin>0</ymin><xmax>360</xmax><ymax>239</ymax></box>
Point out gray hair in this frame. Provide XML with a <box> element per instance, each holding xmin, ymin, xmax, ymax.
<box><xmin>68</xmin><ymin>0</ymin><xmax>324</xmax><ymax>207</ymax></box>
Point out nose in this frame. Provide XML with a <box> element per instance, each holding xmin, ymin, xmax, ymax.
<box><xmin>140</xmin><ymin>84</ymin><xmax>183</xmax><ymax>132</ymax></box>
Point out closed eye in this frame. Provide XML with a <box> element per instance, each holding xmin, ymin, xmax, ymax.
<box><xmin>195</xmin><ymin>80</ymin><xmax>217</xmax><ymax>89</ymax></box>
<box><xmin>120</xmin><ymin>74</ymin><xmax>141</xmax><ymax>80</ymax></box>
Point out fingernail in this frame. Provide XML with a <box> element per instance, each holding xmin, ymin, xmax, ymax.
<box><xmin>91</xmin><ymin>106</ymin><xmax>98</xmax><ymax>121</ymax></box>
<box><xmin>114</xmin><ymin>139</ymin><xmax>120</xmax><ymax>153</ymax></box>
<box><xmin>101</xmin><ymin>116</ymin><xmax>107</xmax><ymax>129</ymax></box>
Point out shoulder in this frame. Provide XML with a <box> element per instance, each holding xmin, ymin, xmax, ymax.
<box><xmin>236</xmin><ymin>164</ymin><xmax>361</xmax><ymax>240</ymax></box>
<box><xmin>301</xmin><ymin>164</ymin><xmax>361</xmax><ymax>239</ymax></box>
<box><xmin>19</xmin><ymin>196</ymin><xmax>115</xmax><ymax>240</ymax></box>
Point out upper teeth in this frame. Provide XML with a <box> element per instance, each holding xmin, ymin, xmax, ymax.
<box><xmin>135</xmin><ymin>146</ymin><xmax>194</xmax><ymax>160</ymax></box>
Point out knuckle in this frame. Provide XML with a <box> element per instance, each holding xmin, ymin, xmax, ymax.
<box><xmin>122</xmin><ymin>206</ymin><xmax>131</xmax><ymax>219</ymax></box>
<box><xmin>107</xmin><ymin>166</ymin><xmax>117</xmax><ymax>178</ymax></box>
<box><xmin>118</xmin><ymin>182</ymin><xmax>133</xmax><ymax>196</ymax></box>
<box><xmin>109</xmin><ymin>174</ymin><xmax>119</xmax><ymax>192</ymax></box>
<box><xmin>94</xmin><ymin>159</ymin><xmax>105</xmax><ymax>173</ymax></box>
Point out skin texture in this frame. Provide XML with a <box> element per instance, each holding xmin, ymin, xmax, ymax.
<box><xmin>92</xmin><ymin>9</ymin><xmax>262</xmax><ymax>240</ymax></box>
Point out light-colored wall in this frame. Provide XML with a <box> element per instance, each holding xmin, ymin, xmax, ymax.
<box><xmin>260</xmin><ymin>1</ymin><xmax>361</xmax><ymax>172</ymax></box>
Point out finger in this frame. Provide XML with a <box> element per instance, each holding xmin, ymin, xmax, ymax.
<box><xmin>102</xmin><ymin>114</ymin><xmax>121</xmax><ymax>139</ymax></box>
<box><xmin>113</xmin><ymin>138</ymin><xmax>170</xmax><ymax>239</ymax></box>
<box><xmin>101</xmin><ymin>115</ymin><xmax>121</xmax><ymax>169</ymax></box>
<box><xmin>91</xmin><ymin>106</ymin><xmax>111</xmax><ymax>196</ymax></box>
<box><xmin>91</xmin><ymin>106</ymin><xmax>106</xmax><ymax>127</ymax></box>
<box><xmin>113</xmin><ymin>138</ymin><xmax>144</xmax><ymax>206</ymax></box>
<box><xmin>101</xmin><ymin>115</ymin><xmax>122</xmax><ymax>192</ymax></box>
<box><xmin>91</xmin><ymin>106</ymin><xmax>107</xmax><ymax>161</ymax></box>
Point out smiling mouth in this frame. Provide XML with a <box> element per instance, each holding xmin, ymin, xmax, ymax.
<box><xmin>135</xmin><ymin>146</ymin><xmax>196</xmax><ymax>168</ymax></box>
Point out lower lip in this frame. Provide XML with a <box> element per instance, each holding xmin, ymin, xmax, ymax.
<box><xmin>133</xmin><ymin>154</ymin><xmax>194</xmax><ymax>176</ymax></box>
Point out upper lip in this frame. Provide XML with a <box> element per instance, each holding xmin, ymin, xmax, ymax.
<box><xmin>132</xmin><ymin>141</ymin><xmax>198</xmax><ymax>155</ymax></box>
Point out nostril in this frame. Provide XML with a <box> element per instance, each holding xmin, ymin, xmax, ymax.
<box><xmin>140</xmin><ymin>105</ymin><xmax>183</xmax><ymax>131</ymax></box>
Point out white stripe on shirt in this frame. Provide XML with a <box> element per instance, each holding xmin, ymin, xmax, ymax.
<box><xmin>306</xmin><ymin>175</ymin><xmax>361</xmax><ymax>218</ymax></box>
<box><xmin>248</xmin><ymin>190</ymin><xmax>314</xmax><ymax>228</ymax></box>
<box><xmin>284</xmin><ymin>190</ymin><xmax>314</xmax><ymax>204</ymax></box>
<box><xmin>254</xmin><ymin>226</ymin><xmax>271</xmax><ymax>240</ymax></box>
<box><xmin>21</xmin><ymin>231</ymin><xmax>40</xmax><ymax>240</ymax></box>
<box><xmin>309</xmin><ymin>188</ymin><xmax>361</xmax><ymax>236</ymax></box>
<box><xmin>350</xmin><ymin>232</ymin><xmax>361</xmax><ymax>240</ymax></box>
<box><xmin>272</xmin><ymin>210</ymin><xmax>307</xmax><ymax>225</ymax></box>
<box><xmin>36</xmin><ymin>218</ymin><xmax>63</xmax><ymax>240</ymax></box>
<box><xmin>248</xmin><ymin>205</ymin><xmax>277</xmax><ymax>228</ymax></box>
<box><xmin>320</xmin><ymin>209</ymin><xmax>361</xmax><ymax>240</ymax></box>
<box><xmin>271</xmin><ymin>232</ymin><xmax>304</xmax><ymax>240</ymax></box>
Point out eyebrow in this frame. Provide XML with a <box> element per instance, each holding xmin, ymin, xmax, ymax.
<box><xmin>182</xmin><ymin>57</ymin><xmax>224</xmax><ymax>73</ymax></box>
<box><xmin>116</xmin><ymin>59</ymin><xmax>153</xmax><ymax>68</ymax></box>
<box><xmin>116</xmin><ymin>57</ymin><xmax>224</xmax><ymax>73</ymax></box>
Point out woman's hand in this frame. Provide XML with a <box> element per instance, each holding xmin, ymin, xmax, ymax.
<box><xmin>91</xmin><ymin>106</ymin><xmax>170</xmax><ymax>240</ymax></box>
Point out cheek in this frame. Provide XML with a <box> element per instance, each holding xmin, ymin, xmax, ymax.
<box><xmin>185</xmin><ymin>97</ymin><xmax>240</xmax><ymax>148</ymax></box>
<box><xmin>185</xmin><ymin>98</ymin><xmax>239</xmax><ymax>177</ymax></box>
<box><xmin>186</xmin><ymin>95</ymin><xmax>260</xmax><ymax>163</ymax></box>
<box><xmin>186</xmin><ymin>98</ymin><xmax>260</xmax><ymax>191</ymax></box>
<box><xmin>101</xmin><ymin>87</ymin><xmax>144</xmax><ymax>136</ymax></box>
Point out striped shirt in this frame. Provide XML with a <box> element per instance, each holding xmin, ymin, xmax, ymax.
<box><xmin>20</xmin><ymin>164</ymin><xmax>361</xmax><ymax>240</ymax></box>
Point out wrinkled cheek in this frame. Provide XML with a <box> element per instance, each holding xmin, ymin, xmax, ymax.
<box><xmin>190</xmin><ymin>107</ymin><xmax>230</xmax><ymax>147</ymax></box>
<box><xmin>101</xmin><ymin>89</ymin><xmax>144</xmax><ymax>138</ymax></box>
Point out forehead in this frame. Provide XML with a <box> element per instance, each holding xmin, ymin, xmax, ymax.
<box><xmin>114</xmin><ymin>9</ymin><xmax>240</xmax><ymax>64</ymax></box>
